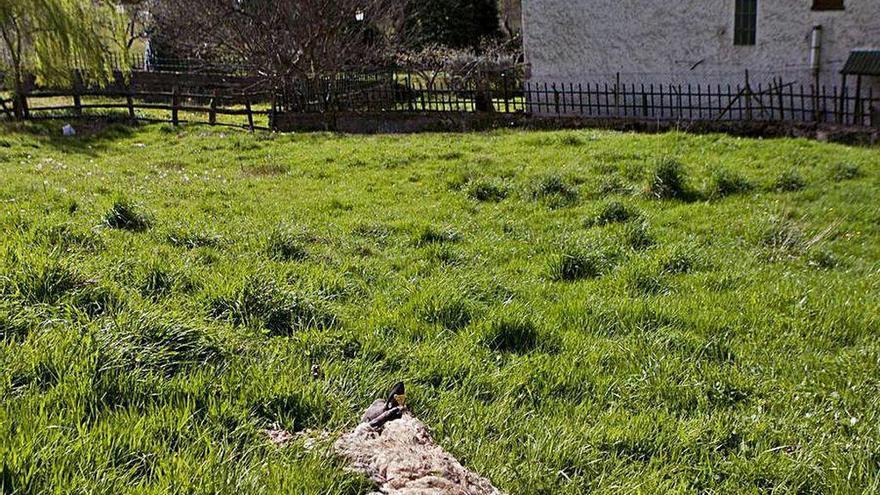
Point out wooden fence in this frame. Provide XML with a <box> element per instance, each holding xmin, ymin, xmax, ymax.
<box><xmin>0</xmin><ymin>85</ymin><xmax>272</xmax><ymax>131</ymax></box>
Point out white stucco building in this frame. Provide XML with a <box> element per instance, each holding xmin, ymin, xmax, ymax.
<box><xmin>522</xmin><ymin>0</ymin><xmax>880</xmax><ymax>112</ymax></box>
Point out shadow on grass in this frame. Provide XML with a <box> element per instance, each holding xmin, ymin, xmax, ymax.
<box><xmin>0</xmin><ymin>117</ymin><xmax>138</xmax><ymax>157</ymax></box>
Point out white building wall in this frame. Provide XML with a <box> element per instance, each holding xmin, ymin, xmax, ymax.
<box><xmin>523</xmin><ymin>0</ymin><xmax>880</xmax><ymax>93</ymax></box>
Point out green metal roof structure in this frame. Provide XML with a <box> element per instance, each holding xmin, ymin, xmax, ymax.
<box><xmin>841</xmin><ymin>50</ymin><xmax>880</xmax><ymax>76</ymax></box>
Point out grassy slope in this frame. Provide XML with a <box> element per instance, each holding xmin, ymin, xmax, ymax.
<box><xmin>0</xmin><ymin>121</ymin><xmax>878</xmax><ymax>494</ymax></box>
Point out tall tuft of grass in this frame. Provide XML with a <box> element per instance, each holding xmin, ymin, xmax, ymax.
<box><xmin>829</xmin><ymin>162</ymin><xmax>862</xmax><ymax>182</ymax></box>
<box><xmin>266</xmin><ymin>227</ymin><xmax>309</xmax><ymax>262</ymax></box>
<box><xmin>466</xmin><ymin>178</ymin><xmax>509</xmax><ymax>202</ymax></box>
<box><xmin>100</xmin><ymin>311</ymin><xmax>224</xmax><ymax>376</ymax></box>
<box><xmin>210</xmin><ymin>277</ymin><xmax>337</xmax><ymax>336</ymax></box>
<box><xmin>624</xmin><ymin>222</ymin><xmax>656</xmax><ymax>251</ymax></box>
<box><xmin>103</xmin><ymin>198</ymin><xmax>153</xmax><ymax>232</ymax></box>
<box><xmin>646</xmin><ymin>158</ymin><xmax>690</xmax><ymax>200</ymax></box>
<box><xmin>252</xmin><ymin>390</ymin><xmax>333</xmax><ymax>433</ymax></box>
<box><xmin>0</xmin><ymin>303</ymin><xmax>31</xmax><ymax>341</ymax></box>
<box><xmin>774</xmin><ymin>168</ymin><xmax>806</xmax><ymax>192</ymax></box>
<box><xmin>710</xmin><ymin>168</ymin><xmax>752</xmax><ymax>198</ymax></box>
<box><xmin>625</xmin><ymin>269</ymin><xmax>668</xmax><ymax>296</ymax></box>
<box><xmin>549</xmin><ymin>245</ymin><xmax>614</xmax><ymax>281</ymax></box>
<box><xmin>660</xmin><ymin>248</ymin><xmax>699</xmax><ymax>274</ymax></box>
<box><xmin>480</xmin><ymin>310</ymin><xmax>548</xmax><ymax>354</ymax></box>
<box><xmin>166</xmin><ymin>225</ymin><xmax>223</xmax><ymax>249</ymax></box>
<box><xmin>9</xmin><ymin>257</ymin><xmax>83</xmax><ymax>304</ymax></box>
<box><xmin>414</xmin><ymin>225</ymin><xmax>462</xmax><ymax>246</ymax></box>
<box><xmin>137</xmin><ymin>261</ymin><xmax>196</xmax><ymax>300</ymax></box>
<box><xmin>531</xmin><ymin>174</ymin><xmax>579</xmax><ymax>208</ymax></box>
<box><xmin>414</xmin><ymin>289</ymin><xmax>474</xmax><ymax>331</ymax></box>
<box><xmin>589</xmin><ymin>200</ymin><xmax>638</xmax><ymax>227</ymax></box>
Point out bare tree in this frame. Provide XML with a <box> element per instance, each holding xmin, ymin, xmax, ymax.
<box><xmin>396</xmin><ymin>36</ymin><xmax>522</xmax><ymax>111</ymax></box>
<box><xmin>151</xmin><ymin>0</ymin><xmax>406</xmax><ymax>83</ymax></box>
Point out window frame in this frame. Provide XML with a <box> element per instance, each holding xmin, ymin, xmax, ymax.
<box><xmin>812</xmin><ymin>0</ymin><xmax>844</xmax><ymax>11</ymax></box>
<box><xmin>734</xmin><ymin>0</ymin><xmax>758</xmax><ymax>46</ymax></box>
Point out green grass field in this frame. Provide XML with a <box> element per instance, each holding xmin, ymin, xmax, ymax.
<box><xmin>1</xmin><ymin>121</ymin><xmax>878</xmax><ymax>494</ymax></box>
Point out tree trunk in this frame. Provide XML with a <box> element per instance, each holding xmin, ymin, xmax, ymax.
<box><xmin>12</xmin><ymin>72</ymin><xmax>27</xmax><ymax>120</ymax></box>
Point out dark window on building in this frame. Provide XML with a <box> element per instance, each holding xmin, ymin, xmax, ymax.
<box><xmin>812</xmin><ymin>0</ymin><xmax>844</xmax><ymax>10</ymax></box>
<box><xmin>734</xmin><ymin>0</ymin><xmax>757</xmax><ymax>45</ymax></box>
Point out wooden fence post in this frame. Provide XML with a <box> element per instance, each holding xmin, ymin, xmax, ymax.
<box><xmin>406</xmin><ymin>73</ymin><xmax>415</xmax><ymax>112</ymax></box>
<box><xmin>502</xmin><ymin>72</ymin><xmax>510</xmax><ymax>113</ymax></box>
<box><xmin>854</xmin><ymin>75</ymin><xmax>863</xmax><ymax>125</ymax></box>
<box><xmin>72</xmin><ymin>70</ymin><xmax>83</xmax><ymax>118</ymax></box>
<box><xmin>171</xmin><ymin>85</ymin><xmax>179</xmax><ymax>125</ymax></box>
<box><xmin>245</xmin><ymin>97</ymin><xmax>254</xmax><ymax>131</ymax></box>
<box><xmin>209</xmin><ymin>90</ymin><xmax>218</xmax><ymax>125</ymax></box>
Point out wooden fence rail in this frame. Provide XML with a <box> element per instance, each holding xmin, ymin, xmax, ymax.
<box><xmin>2</xmin><ymin>85</ymin><xmax>272</xmax><ymax>131</ymax></box>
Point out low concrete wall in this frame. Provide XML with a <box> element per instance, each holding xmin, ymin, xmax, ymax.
<box><xmin>270</xmin><ymin>111</ymin><xmax>880</xmax><ymax>145</ymax></box>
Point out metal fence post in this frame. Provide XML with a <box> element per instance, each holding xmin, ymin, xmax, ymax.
<box><xmin>553</xmin><ymin>83</ymin><xmax>560</xmax><ymax>115</ymax></box>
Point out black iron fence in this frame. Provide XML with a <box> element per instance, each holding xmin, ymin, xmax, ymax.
<box><xmin>525</xmin><ymin>78</ymin><xmax>878</xmax><ymax>127</ymax></box>
<box><xmin>274</xmin><ymin>71</ymin><xmax>877</xmax><ymax>127</ymax></box>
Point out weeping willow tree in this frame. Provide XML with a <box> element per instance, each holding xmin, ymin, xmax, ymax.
<box><xmin>0</xmin><ymin>0</ymin><xmax>127</xmax><ymax>118</ymax></box>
